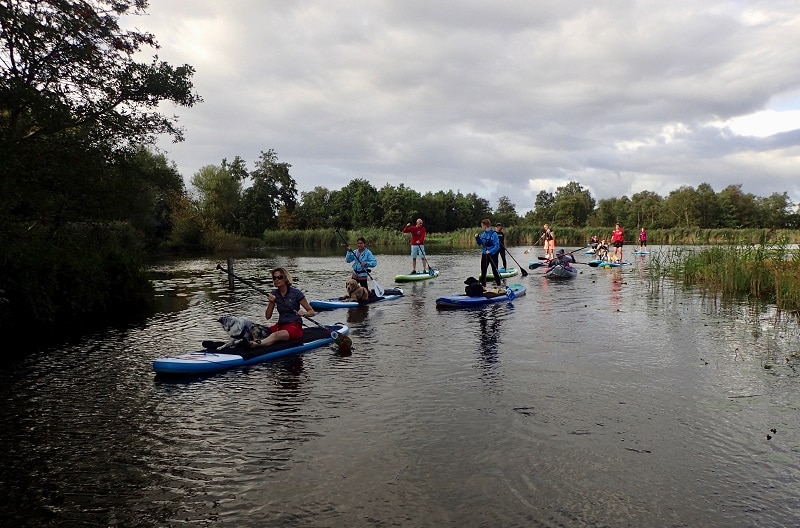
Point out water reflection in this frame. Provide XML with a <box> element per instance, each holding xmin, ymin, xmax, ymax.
<box><xmin>2</xmin><ymin>251</ymin><xmax>799</xmax><ymax>527</ymax></box>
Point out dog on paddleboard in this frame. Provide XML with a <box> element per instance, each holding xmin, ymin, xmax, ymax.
<box><xmin>341</xmin><ymin>278</ymin><xmax>370</xmax><ymax>302</ymax></box>
<box><xmin>217</xmin><ymin>315</ymin><xmax>271</xmax><ymax>348</ymax></box>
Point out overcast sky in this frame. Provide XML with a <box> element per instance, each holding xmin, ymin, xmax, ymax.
<box><xmin>126</xmin><ymin>1</ymin><xmax>800</xmax><ymax>212</ymax></box>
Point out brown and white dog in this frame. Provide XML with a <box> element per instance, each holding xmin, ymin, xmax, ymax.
<box><xmin>341</xmin><ymin>278</ymin><xmax>370</xmax><ymax>302</ymax></box>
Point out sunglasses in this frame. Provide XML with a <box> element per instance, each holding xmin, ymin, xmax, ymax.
<box><xmin>272</xmin><ymin>275</ymin><xmax>284</xmax><ymax>281</ymax></box>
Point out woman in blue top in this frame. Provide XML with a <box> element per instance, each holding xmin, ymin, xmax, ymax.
<box><xmin>475</xmin><ymin>218</ymin><xmax>502</xmax><ymax>288</ymax></box>
<box><xmin>345</xmin><ymin>236</ymin><xmax>378</xmax><ymax>289</ymax></box>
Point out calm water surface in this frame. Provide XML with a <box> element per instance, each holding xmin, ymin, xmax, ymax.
<box><xmin>1</xmin><ymin>247</ymin><xmax>799</xmax><ymax>527</ymax></box>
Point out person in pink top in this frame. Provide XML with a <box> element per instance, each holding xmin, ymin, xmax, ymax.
<box><xmin>639</xmin><ymin>227</ymin><xmax>648</xmax><ymax>251</ymax></box>
<box><xmin>402</xmin><ymin>218</ymin><xmax>429</xmax><ymax>274</ymax></box>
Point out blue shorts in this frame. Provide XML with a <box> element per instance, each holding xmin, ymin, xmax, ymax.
<box><xmin>411</xmin><ymin>245</ymin><xmax>425</xmax><ymax>258</ymax></box>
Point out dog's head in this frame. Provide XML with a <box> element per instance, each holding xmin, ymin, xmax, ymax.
<box><xmin>346</xmin><ymin>278</ymin><xmax>359</xmax><ymax>294</ymax></box>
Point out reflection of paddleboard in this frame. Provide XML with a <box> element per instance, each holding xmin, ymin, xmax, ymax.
<box><xmin>395</xmin><ymin>270</ymin><xmax>440</xmax><ymax>282</ymax></box>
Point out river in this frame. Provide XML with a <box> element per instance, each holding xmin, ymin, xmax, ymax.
<box><xmin>1</xmin><ymin>246</ymin><xmax>798</xmax><ymax>527</ymax></box>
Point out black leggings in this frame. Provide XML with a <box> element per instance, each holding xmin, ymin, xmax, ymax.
<box><xmin>480</xmin><ymin>253</ymin><xmax>502</xmax><ymax>286</ymax></box>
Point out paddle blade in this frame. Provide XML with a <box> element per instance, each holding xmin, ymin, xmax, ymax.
<box><xmin>520</xmin><ymin>268</ymin><xmax>529</xmax><ymax>277</ymax></box>
<box><xmin>428</xmin><ymin>268</ymin><xmax>435</xmax><ymax>276</ymax></box>
<box><xmin>373</xmin><ymin>283</ymin><xmax>385</xmax><ymax>297</ymax></box>
<box><xmin>588</xmin><ymin>262</ymin><xmax>599</xmax><ymax>267</ymax></box>
<box><xmin>336</xmin><ymin>334</ymin><xmax>353</xmax><ymax>353</ymax></box>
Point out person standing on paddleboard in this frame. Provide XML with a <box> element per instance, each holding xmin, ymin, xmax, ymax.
<box><xmin>402</xmin><ymin>218</ymin><xmax>429</xmax><ymax>274</ymax></box>
<box><xmin>259</xmin><ymin>267</ymin><xmax>316</xmax><ymax>347</ymax></box>
<box><xmin>639</xmin><ymin>227</ymin><xmax>647</xmax><ymax>251</ymax></box>
<box><xmin>610</xmin><ymin>223</ymin><xmax>625</xmax><ymax>262</ymax></box>
<box><xmin>495</xmin><ymin>222</ymin><xmax>508</xmax><ymax>270</ymax></box>
<box><xmin>476</xmin><ymin>218</ymin><xmax>502</xmax><ymax>289</ymax></box>
<box><xmin>345</xmin><ymin>236</ymin><xmax>378</xmax><ymax>289</ymax></box>
<box><xmin>542</xmin><ymin>224</ymin><xmax>555</xmax><ymax>260</ymax></box>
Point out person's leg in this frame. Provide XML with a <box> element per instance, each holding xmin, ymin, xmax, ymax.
<box><xmin>480</xmin><ymin>254</ymin><xmax>489</xmax><ymax>287</ymax></box>
<box><xmin>490</xmin><ymin>254</ymin><xmax>502</xmax><ymax>287</ymax></box>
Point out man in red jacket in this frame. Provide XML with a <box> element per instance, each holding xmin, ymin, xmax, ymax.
<box><xmin>403</xmin><ymin>218</ymin><xmax>429</xmax><ymax>274</ymax></box>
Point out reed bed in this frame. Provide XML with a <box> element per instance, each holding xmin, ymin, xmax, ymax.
<box><xmin>647</xmin><ymin>242</ymin><xmax>800</xmax><ymax>314</ymax></box>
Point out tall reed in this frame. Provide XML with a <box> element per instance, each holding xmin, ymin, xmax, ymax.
<box><xmin>647</xmin><ymin>240</ymin><xmax>800</xmax><ymax>313</ymax></box>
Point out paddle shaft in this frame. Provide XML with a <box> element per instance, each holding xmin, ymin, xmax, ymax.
<box><xmin>215</xmin><ymin>264</ymin><xmax>329</xmax><ymax>332</ymax></box>
<box><xmin>538</xmin><ymin>245</ymin><xmax>587</xmax><ymax>261</ymax></box>
<box><xmin>416</xmin><ymin>244</ymin><xmax>436</xmax><ymax>273</ymax></box>
<box><xmin>334</xmin><ymin>228</ymin><xmax>385</xmax><ymax>295</ymax></box>
<box><xmin>499</xmin><ymin>242</ymin><xmax>528</xmax><ymax>277</ymax></box>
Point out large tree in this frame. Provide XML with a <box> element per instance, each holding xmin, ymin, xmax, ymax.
<box><xmin>239</xmin><ymin>149</ymin><xmax>298</xmax><ymax>237</ymax></box>
<box><xmin>0</xmin><ymin>0</ymin><xmax>200</xmax><ymax>338</ymax></box>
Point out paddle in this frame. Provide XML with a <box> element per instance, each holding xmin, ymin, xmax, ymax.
<box><xmin>215</xmin><ymin>264</ymin><xmax>352</xmax><ymax>352</ymax></box>
<box><xmin>334</xmin><ymin>228</ymin><xmax>385</xmax><ymax>296</ymax></box>
<box><xmin>499</xmin><ymin>242</ymin><xmax>529</xmax><ymax>277</ymax></box>
<box><xmin>416</xmin><ymin>244</ymin><xmax>437</xmax><ymax>276</ymax></box>
<box><xmin>537</xmin><ymin>246</ymin><xmax>588</xmax><ymax>261</ymax></box>
<box><xmin>523</xmin><ymin>233</ymin><xmax>545</xmax><ymax>255</ymax></box>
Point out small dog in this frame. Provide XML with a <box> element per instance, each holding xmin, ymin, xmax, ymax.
<box><xmin>341</xmin><ymin>278</ymin><xmax>370</xmax><ymax>302</ymax></box>
<box><xmin>464</xmin><ymin>276</ymin><xmax>485</xmax><ymax>296</ymax></box>
<box><xmin>218</xmin><ymin>315</ymin><xmax>271</xmax><ymax>348</ymax></box>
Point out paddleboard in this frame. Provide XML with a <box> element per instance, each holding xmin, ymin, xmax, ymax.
<box><xmin>153</xmin><ymin>324</ymin><xmax>349</xmax><ymax>375</ymax></box>
<box><xmin>310</xmin><ymin>288</ymin><xmax>404</xmax><ymax>310</ymax></box>
<box><xmin>480</xmin><ymin>267</ymin><xmax>519</xmax><ymax>279</ymax></box>
<box><xmin>395</xmin><ymin>269</ymin><xmax>440</xmax><ymax>282</ymax></box>
<box><xmin>435</xmin><ymin>284</ymin><xmax>526</xmax><ymax>308</ymax></box>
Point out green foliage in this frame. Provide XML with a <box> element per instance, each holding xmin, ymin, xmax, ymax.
<box><xmin>647</xmin><ymin>241</ymin><xmax>800</xmax><ymax>313</ymax></box>
<box><xmin>0</xmin><ymin>223</ymin><xmax>153</xmax><ymax>337</ymax></box>
<box><xmin>0</xmin><ymin>1</ymin><xmax>200</xmax><ymax>345</ymax></box>
<box><xmin>239</xmin><ymin>149</ymin><xmax>298</xmax><ymax>237</ymax></box>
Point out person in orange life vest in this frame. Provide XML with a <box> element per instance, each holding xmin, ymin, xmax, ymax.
<box><xmin>542</xmin><ymin>224</ymin><xmax>555</xmax><ymax>260</ymax></box>
<box><xmin>402</xmin><ymin>218</ymin><xmax>429</xmax><ymax>274</ymax></box>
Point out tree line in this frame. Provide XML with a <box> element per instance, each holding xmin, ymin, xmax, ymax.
<box><xmin>190</xmin><ymin>157</ymin><xmax>799</xmax><ymax>238</ymax></box>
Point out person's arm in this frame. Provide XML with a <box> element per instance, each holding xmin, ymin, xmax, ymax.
<box><xmin>265</xmin><ymin>294</ymin><xmax>276</xmax><ymax>319</ymax></box>
<box><xmin>299</xmin><ymin>297</ymin><xmax>315</xmax><ymax>318</ymax></box>
<box><xmin>365</xmin><ymin>250</ymin><xmax>377</xmax><ymax>268</ymax></box>
<box><xmin>488</xmin><ymin>232</ymin><xmax>500</xmax><ymax>254</ymax></box>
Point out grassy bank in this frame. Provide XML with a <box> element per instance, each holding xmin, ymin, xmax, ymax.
<box><xmin>647</xmin><ymin>243</ymin><xmax>800</xmax><ymax>313</ymax></box>
<box><xmin>261</xmin><ymin>227</ymin><xmax>800</xmax><ymax>249</ymax></box>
